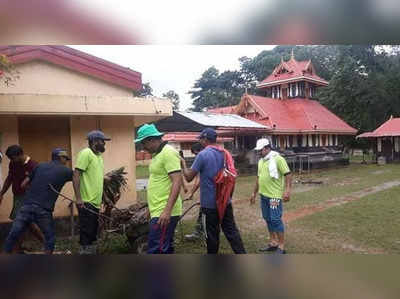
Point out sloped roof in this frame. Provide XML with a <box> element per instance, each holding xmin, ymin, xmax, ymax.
<box><xmin>155</xmin><ymin>111</ymin><xmax>269</xmax><ymax>133</ymax></box>
<box><xmin>357</xmin><ymin>117</ymin><xmax>400</xmax><ymax>138</ymax></box>
<box><xmin>257</xmin><ymin>56</ymin><xmax>328</xmax><ymax>88</ymax></box>
<box><xmin>237</xmin><ymin>95</ymin><xmax>357</xmax><ymax>134</ymax></box>
<box><xmin>163</xmin><ymin>132</ymin><xmax>233</xmax><ymax>142</ymax></box>
<box><xmin>178</xmin><ymin>111</ymin><xmax>268</xmax><ymax>129</ymax></box>
<box><xmin>0</xmin><ymin>45</ymin><xmax>142</xmax><ymax>90</ymax></box>
<box><xmin>207</xmin><ymin>105</ymin><xmax>237</xmax><ymax>114</ymax></box>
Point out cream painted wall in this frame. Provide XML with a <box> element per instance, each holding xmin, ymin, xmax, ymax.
<box><xmin>0</xmin><ymin>61</ymin><xmax>133</xmax><ymax>97</ymax></box>
<box><xmin>0</xmin><ymin>94</ymin><xmax>172</xmax><ymax>117</ymax></box>
<box><xmin>0</xmin><ymin>116</ymin><xmax>19</xmax><ymax>222</ymax></box>
<box><xmin>0</xmin><ymin>115</ymin><xmax>137</xmax><ymax>222</ymax></box>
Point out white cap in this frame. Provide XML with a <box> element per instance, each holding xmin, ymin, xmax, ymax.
<box><xmin>254</xmin><ymin>138</ymin><xmax>271</xmax><ymax>150</ymax></box>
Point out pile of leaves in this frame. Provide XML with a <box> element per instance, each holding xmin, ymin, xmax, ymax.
<box><xmin>103</xmin><ymin>167</ymin><xmax>128</xmax><ymax>210</ymax></box>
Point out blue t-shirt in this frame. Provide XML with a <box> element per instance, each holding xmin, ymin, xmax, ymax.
<box><xmin>24</xmin><ymin>161</ymin><xmax>73</xmax><ymax>212</ymax></box>
<box><xmin>191</xmin><ymin>147</ymin><xmax>224</xmax><ymax>209</ymax></box>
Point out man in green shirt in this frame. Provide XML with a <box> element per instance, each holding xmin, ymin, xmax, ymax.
<box><xmin>73</xmin><ymin>130</ymin><xmax>111</xmax><ymax>254</ymax></box>
<box><xmin>250</xmin><ymin>138</ymin><xmax>292</xmax><ymax>254</ymax></box>
<box><xmin>135</xmin><ymin>124</ymin><xmax>182</xmax><ymax>254</ymax></box>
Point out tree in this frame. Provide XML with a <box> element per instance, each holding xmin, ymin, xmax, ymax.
<box><xmin>188</xmin><ymin>45</ymin><xmax>400</xmax><ymax>140</ymax></box>
<box><xmin>133</xmin><ymin>82</ymin><xmax>153</xmax><ymax>97</ymax></box>
<box><xmin>189</xmin><ymin>66</ymin><xmax>248</xmax><ymax>111</ymax></box>
<box><xmin>317</xmin><ymin>45</ymin><xmax>400</xmax><ymax>146</ymax></box>
<box><xmin>239</xmin><ymin>45</ymin><xmax>340</xmax><ymax>83</ymax></box>
<box><xmin>162</xmin><ymin>90</ymin><xmax>180</xmax><ymax>110</ymax></box>
<box><xmin>0</xmin><ymin>54</ymin><xmax>19</xmax><ymax>86</ymax></box>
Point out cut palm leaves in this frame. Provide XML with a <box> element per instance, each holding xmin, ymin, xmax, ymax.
<box><xmin>103</xmin><ymin>167</ymin><xmax>128</xmax><ymax>210</ymax></box>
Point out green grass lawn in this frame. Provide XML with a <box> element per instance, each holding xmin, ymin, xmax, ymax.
<box><xmin>235</xmin><ymin>163</ymin><xmax>400</xmax><ymax>212</ymax></box>
<box><xmin>136</xmin><ymin>165</ymin><xmax>149</xmax><ymax>179</ymax></box>
<box><xmin>291</xmin><ymin>186</ymin><xmax>400</xmax><ymax>253</ymax></box>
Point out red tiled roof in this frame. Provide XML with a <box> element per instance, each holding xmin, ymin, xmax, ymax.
<box><xmin>357</xmin><ymin>117</ymin><xmax>400</xmax><ymax>138</ymax></box>
<box><xmin>257</xmin><ymin>57</ymin><xmax>328</xmax><ymax>87</ymax></box>
<box><xmin>163</xmin><ymin>132</ymin><xmax>233</xmax><ymax>142</ymax></box>
<box><xmin>207</xmin><ymin>105</ymin><xmax>237</xmax><ymax>114</ymax></box>
<box><xmin>238</xmin><ymin>95</ymin><xmax>357</xmax><ymax>135</ymax></box>
<box><xmin>0</xmin><ymin>45</ymin><xmax>142</xmax><ymax>90</ymax></box>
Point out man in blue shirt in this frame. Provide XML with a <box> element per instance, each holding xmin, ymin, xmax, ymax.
<box><xmin>181</xmin><ymin>128</ymin><xmax>246</xmax><ymax>254</ymax></box>
<box><xmin>3</xmin><ymin>148</ymin><xmax>73</xmax><ymax>254</ymax></box>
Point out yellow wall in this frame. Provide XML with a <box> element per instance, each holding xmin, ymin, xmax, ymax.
<box><xmin>0</xmin><ymin>61</ymin><xmax>133</xmax><ymax>97</ymax></box>
<box><xmin>0</xmin><ymin>60</ymin><xmax>172</xmax><ymax>222</ymax></box>
<box><xmin>0</xmin><ymin>94</ymin><xmax>172</xmax><ymax>117</ymax></box>
<box><xmin>0</xmin><ymin>116</ymin><xmax>19</xmax><ymax>222</ymax></box>
<box><xmin>0</xmin><ymin>115</ymin><xmax>137</xmax><ymax>222</ymax></box>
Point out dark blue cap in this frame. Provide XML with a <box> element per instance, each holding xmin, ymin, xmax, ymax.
<box><xmin>87</xmin><ymin>130</ymin><xmax>111</xmax><ymax>141</ymax></box>
<box><xmin>198</xmin><ymin>128</ymin><xmax>217</xmax><ymax>142</ymax></box>
<box><xmin>52</xmin><ymin>148</ymin><xmax>70</xmax><ymax>160</ymax></box>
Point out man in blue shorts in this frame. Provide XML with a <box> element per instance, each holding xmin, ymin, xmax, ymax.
<box><xmin>250</xmin><ymin>138</ymin><xmax>292</xmax><ymax>254</ymax></box>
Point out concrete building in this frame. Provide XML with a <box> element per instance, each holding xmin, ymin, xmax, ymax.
<box><xmin>0</xmin><ymin>45</ymin><xmax>171</xmax><ymax>223</ymax></box>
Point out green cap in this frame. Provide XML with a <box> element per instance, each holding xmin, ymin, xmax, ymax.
<box><xmin>135</xmin><ymin>124</ymin><xmax>164</xmax><ymax>143</ymax></box>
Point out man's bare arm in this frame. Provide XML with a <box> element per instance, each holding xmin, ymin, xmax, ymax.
<box><xmin>186</xmin><ymin>175</ymin><xmax>200</xmax><ymax>200</ymax></box>
<box><xmin>180</xmin><ymin>158</ymin><xmax>198</xmax><ymax>182</ymax></box>
<box><xmin>250</xmin><ymin>177</ymin><xmax>259</xmax><ymax>205</ymax></box>
<box><xmin>72</xmin><ymin>169</ymin><xmax>84</xmax><ymax>208</ymax></box>
<box><xmin>158</xmin><ymin>171</ymin><xmax>182</xmax><ymax>228</ymax></box>
<box><xmin>0</xmin><ymin>174</ymin><xmax>12</xmax><ymax>205</ymax></box>
<box><xmin>282</xmin><ymin>173</ymin><xmax>292</xmax><ymax>202</ymax></box>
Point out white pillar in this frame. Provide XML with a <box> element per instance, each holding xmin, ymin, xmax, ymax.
<box><xmin>293</xmin><ymin>135</ymin><xmax>298</xmax><ymax>147</ymax></box>
<box><xmin>286</xmin><ymin>136</ymin><xmax>290</xmax><ymax>148</ymax></box>
<box><xmin>395</xmin><ymin>137</ymin><xmax>399</xmax><ymax>152</ymax></box>
<box><xmin>329</xmin><ymin>135</ymin><xmax>333</xmax><ymax>146</ymax></box>
<box><xmin>302</xmin><ymin>135</ymin><xmax>307</xmax><ymax>147</ymax></box>
<box><xmin>377</xmin><ymin>138</ymin><xmax>382</xmax><ymax>152</ymax></box>
<box><xmin>319</xmin><ymin>135</ymin><xmax>323</xmax><ymax>147</ymax></box>
<box><xmin>308</xmin><ymin>134</ymin><xmax>313</xmax><ymax>147</ymax></box>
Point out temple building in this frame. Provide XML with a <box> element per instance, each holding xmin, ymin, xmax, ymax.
<box><xmin>212</xmin><ymin>52</ymin><xmax>358</xmax><ymax>169</ymax></box>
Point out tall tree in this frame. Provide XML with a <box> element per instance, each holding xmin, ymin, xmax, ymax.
<box><xmin>133</xmin><ymin>82</ymin><xmax>153</xmax><ymax>97</ymax></box>
<box><xmin>162</xmin><ymin>90</ymin><xmax>180</xmax><ymax>110</ymax></box>
<box><xmin>239</xmin><ymin>45</ymin><xmax>340</xmax><ymax>83</ymax></box>
<box><xmin>318</xmin><ymin>45</ymin><xmax>395</xmax><ymax>133</ymax></box>
<box><xmin>189</xmin><ymin>66</ymin><xmax>248</xmax><ymax>111</ymax></box>
<box><xmin>189</xmin><ymin>45</ymin><xmax>400</xmax><ymax>140</ymax></box>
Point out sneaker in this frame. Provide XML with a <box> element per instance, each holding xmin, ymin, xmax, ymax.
<box><xmin>258</xmin><ymin>245</ymin><xmax>278</xmax><ymax>252</ymax></box>
<box><xmin>184</xmin><ymin>232</ymin><xmax>201</xmax><ymax>241</ymax></box>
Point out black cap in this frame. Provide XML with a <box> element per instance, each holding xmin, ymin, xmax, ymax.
<box><xmin>51</xmin><ymin>148</ymin><xmax>71</xmax><ymax>160</ymax></box>
<box><xmin>87</xmin><ymin>130</ymin><xmax>111</xmax><ymax>141</ymax></box>
<box><xmin>198</xmin><ymin>128</ymin><xmax>217</xmax><ymax>142</ymax></box>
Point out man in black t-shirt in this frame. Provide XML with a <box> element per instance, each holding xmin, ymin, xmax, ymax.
<box><xmin>3</xmin><ymin>149</ymin><xmax>73</xmax><ymax>254</ymax></box>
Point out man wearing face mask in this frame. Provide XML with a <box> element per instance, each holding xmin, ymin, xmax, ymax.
<box><xmin>73</xmin><ymin>130</ymin><xmax>111</xmax><ymax>254</ymax></box>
